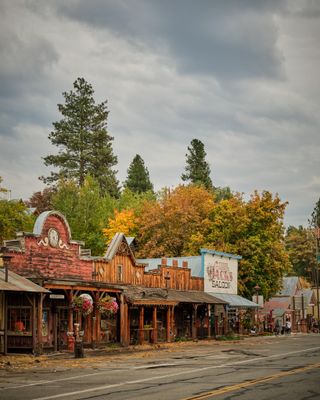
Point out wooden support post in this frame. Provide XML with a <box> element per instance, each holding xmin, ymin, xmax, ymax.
<box><xmin>120</xmin><ymin>294</ymin><xmax>129</xmax><ymax>346</ymax></box>
<box><xmin>207</xmin><ymin>305</ymin><xmax>211</xmax><ymax>339</ymax></box>
<box><xmin>94</xmin><ymin>293</ymin><xmax>101</xmax><ymax>345</ymax></box>
<box><xmin>171</xmin><ymin>306</ymin><xmax>175</xmax><ymax>339</ymax></box>
<box><xmin>192</xmin><ymin>304</ymin><xmax>198</xmax><ymax>340</ymax></box>
<box><xmin>32</xmin><ymin>295</ymin><xmax>37</xmax><ymax>353</ymax></box>
<box><xmin>37</xmin><ymin>293</ymin><xmax>44</xmax><ymax>354</ymax></box>
<box><xmin>152</xmin><ymin>306</ymin><xmax>157</xmax><ymax>344</ymax></box>
<box><xmin>124</xmin><ymin>303</ymin><xmax>129</xmax><ymax>346</ymax></box>
<box><xmin>223</xmin><ymin>305</ymin><xmax>228</xmax><ymax>335</ymax></box>
<box><xmin>67</xmin><ymin>290</ymin><xmax>74</xmax><ymax>352</ymax></box>
<box><xmin>166</xmin><ymin>306</ymin><xmax>171</xmax><ymax>342</ymax></box>
<box><xmin>139</xmin><ymin>306</ymin><xmax>144</xmax><ymax>345</ymax></box>
<box><xmin>53</xmin><ymin>311</ymin><xmax>58</xmax><ymax>352</ymax></box>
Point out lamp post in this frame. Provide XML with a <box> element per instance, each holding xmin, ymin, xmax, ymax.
<box><xmin>254</xmin><ymin>285</ymin><xmax>261</xmax><ymax>333</ymax></box>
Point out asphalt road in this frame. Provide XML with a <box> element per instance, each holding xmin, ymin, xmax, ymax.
<box><xmin>0</xmin><ymin>334</ymin><xmax>319</xmax><ymax>400</ymax></box>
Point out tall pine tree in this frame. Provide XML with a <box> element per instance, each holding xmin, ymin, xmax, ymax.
<box><xmin>181</xmin><ymin>139</ymin><xmax>213</xmax><ymax>190</ymax></box>
<box><xmin>124</xmin><ymin>154</ymin><xmax>154</xmax><ymax>193</ymax></box>
<box><xmin>310</xmin><ymin>197</ymin><xmax>320</xmax><ymax>228</ymax></box>
<box><xmin>40</xmin><ymin>77</ymin><xmax>119</xmax><ymax>197</ymax></box>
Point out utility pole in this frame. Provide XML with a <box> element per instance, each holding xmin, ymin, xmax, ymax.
<box><xmin>315</xmin><ymin>227</ymin><xmax>320</xmax><ymax>325</ymax></box>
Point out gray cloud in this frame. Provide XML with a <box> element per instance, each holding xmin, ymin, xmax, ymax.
<box><xmin>0</xmin><ymin>0</ymin><xmax>319</xmax><ymax>228</ymax></box>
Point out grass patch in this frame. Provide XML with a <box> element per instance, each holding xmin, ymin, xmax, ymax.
<box><xmin>215</xmin><ymin>334</ymin><xmax>242</xmax><ymax>341</ymax></box>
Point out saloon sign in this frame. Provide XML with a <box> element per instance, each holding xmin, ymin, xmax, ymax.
<box><xmin>202</xmin><ymin>249</ymin><xmax>240</xmax><ymax>295</ymax></box>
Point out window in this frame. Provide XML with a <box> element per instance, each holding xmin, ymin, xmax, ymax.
<box><xmin>8</xmin><ymin>307</ymin><xmax>32</xmax><ymax>334</ymax></box>
<box><xmin>117</xmin><ymin>265</ymin><xmax>123</xmax><ymax>282</ymax></box>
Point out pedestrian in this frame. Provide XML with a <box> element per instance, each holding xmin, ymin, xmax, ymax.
<box><xmin>285</xmin><ymin>319</ymin><xmax>291</xmax><ymax>334</ymax></box>
<box><xmin>275</xmin><ymin>319</ymin><xmax>281</xmax><ymax>336</ymax></box>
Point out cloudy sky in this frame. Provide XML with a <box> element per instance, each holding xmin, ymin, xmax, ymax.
<box><xmin>0</xmin><ymin>0</ymin><xmax>319</xmax><ymax>227</ymax></box>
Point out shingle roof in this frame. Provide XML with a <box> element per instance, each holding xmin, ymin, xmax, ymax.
<box><xmin>122</xmin><ymin>286</ymin><xmax>227</xmax><ymax>305</ymax></box>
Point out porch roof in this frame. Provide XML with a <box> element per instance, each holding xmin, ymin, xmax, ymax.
<box><xmin>167</xmin><ymin>290</ymin><xmax>227</xmax><ymax>305</ymax></box>
<box><xmin>0</xmin><ymin>269</ymin><xmax>49</xmax><ymax>293</ymax></box>
<box><xmin>210</xmin><ymin>293</ymin><xmax>258</xmax><ymax>308</ymax></box>
<box><xmin>123</xmin><ymin>286</ymin><xmax>227</xmax><ymax>306</ymax></box>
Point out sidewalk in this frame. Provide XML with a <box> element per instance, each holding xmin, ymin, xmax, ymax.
<box><xmin>0</xmin><ymin>333</ymin><xmax>310</xmax><ymax>372</ymax></box>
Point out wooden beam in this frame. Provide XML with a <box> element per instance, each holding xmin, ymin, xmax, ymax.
<box><xmin>37</xmin><ymin>293</ymin><xmax>44</xmax><ymax>354</ymax></box>
<box><xmin>152</xmin><ymin>306</ymin><xmax>157</xmax><ymax>344</ymax></box>
<box><xmin>138</xmin><ymin>306</ymin><xmax>144</xmax><ymax>345</ymax></box>
<box><xmin>207</xmin><ymin>305</ymin><xmax>211</xmax><ymax>339</ymax></box>
<box><xmin>30</xmin><ymin>296</ymin><xmax>36</xmax><ymax>353</ymax></box>
<box><xmin>166</xmin><ymin>306</ymin><xmax>171</xmax><ymax>342</ymax></box>
<box><xmin>192</xmin><ymin>304</ymin><xmax>198</xmax><ymax>340</ymax></box>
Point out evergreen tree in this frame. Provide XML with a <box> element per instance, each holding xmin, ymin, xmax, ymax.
<box><xmin>40</xmin><ymin>77</ymin><xmax>119</xmax><ymax>197</ymax></box>
<box><xmin>310</xmin><ymin>197</ymin><xmax>320</xmax><ymax>228</ymax></box>
<box><xmin>181</xmin><ymin>139</ymin><xmax>213</xmax><ymax>190</ymax></box>
<box><xmin>124</xmin><ymin>154</ymin><xmax>154</xmax><ymax>193</ymax></box>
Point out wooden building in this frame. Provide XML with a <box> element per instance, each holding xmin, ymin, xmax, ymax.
<box><xmin>0</xmin><ymin>265</ymin><xmax>49</xmax><ymax>354</ymax></box>
<box><xmin>1</xmin><ymin>210</ymin><xmax>225</xmax><ymax>353</ymax></box>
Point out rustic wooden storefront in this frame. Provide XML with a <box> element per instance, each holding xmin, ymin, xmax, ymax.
<box><xmin>2</xmin><ymin>210</ymin><xmax>229</xmax><ymax>352</ymax></box>
<box><xmin>0</xmin><ymin>267</ymin><xmax>49</xmax><ymax>354</ymax></box>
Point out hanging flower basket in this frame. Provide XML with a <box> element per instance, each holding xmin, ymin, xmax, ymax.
<box><xmin>72</xmin><ymin>294</ymin><xmax>93</xmax><ymax>316</ymax></box>
<box><xmin>97</xmin><ymin>296</ymin><xmax>119</xmax><ymax>317</ymax></box>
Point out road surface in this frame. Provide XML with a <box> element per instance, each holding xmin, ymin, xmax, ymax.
<box><xmin>0</xmin><ymin>334</ymin><xmax>319</xmax><ymax>400</ymax></box>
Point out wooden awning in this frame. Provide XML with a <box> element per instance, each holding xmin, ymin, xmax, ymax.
<box><xmin>0</xmin><ymin>269</ymin><xmax>49</xmax><ymax>293</ymax></box>
<box><xmin>123</xmin><ymin>286</ymin><xmax>227</xmax><ymax>306</ymax></box>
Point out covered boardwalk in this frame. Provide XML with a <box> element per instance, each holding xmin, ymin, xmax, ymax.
<box><xmin>123</xmin><ymin>286</ymin><xmax>226</xmax><ymax>344</ymax></box>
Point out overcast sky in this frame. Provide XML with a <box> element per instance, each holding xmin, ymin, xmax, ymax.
<box><xmin>0</xmin><ymin>0</ymin><xmax>319</xmax><ymax>228</ymax></box>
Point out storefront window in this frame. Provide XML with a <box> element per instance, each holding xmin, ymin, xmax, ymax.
<box><xmin>8</xmin><ymin>307</ymin><xmax>32</xmax><ymax>334</ymax></box>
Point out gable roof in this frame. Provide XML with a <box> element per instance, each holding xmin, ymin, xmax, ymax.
<box><xmin>104</xmin><ymin>233</ymin><xmax>136</xmax><ymax>264</ymax></box>
<box><xmin>277</xmin><ymin>276</ymin><xmax>300</xmax><ymax>296</ymax></box>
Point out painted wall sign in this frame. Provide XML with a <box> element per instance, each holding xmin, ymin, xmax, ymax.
<box><xmin>204</xmin><ymin>253</ymin><xmax>238</xmax><ymax>294</ymax></box>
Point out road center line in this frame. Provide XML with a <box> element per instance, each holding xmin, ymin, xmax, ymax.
<box><xmin>182</xmin><ymin>362</ymin><xmax>320</xmax><ymax>399</ymax></box>
<box><xmin>31</xmin><ymin>346</ymin><xmax>320</xmax><ymax>400</ymax></box>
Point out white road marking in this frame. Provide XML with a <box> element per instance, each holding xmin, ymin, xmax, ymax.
<box><xmin>30</xmin><ymin>346</ymin><xmax>320</xmax><ymax>400</ymax></box>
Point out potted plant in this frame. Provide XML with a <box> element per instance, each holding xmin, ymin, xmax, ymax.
<box><xmin>96</xmin><ymin>296</ymin><xmax>119</xmax><ymax>317</ymax></box>
<box><xmin>72</xmin><ymin>294</ymin><xmax>93</xmax><ymax>316</ymax></box>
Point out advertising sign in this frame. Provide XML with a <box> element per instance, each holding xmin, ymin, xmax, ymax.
<box><xmin>203</xmin><ymin>252</ymin><xmax>238</xmax><ymax>294</ymax></box>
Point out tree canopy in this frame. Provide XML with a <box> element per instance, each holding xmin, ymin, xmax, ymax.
<box><xmin>41</xmin><ymin>77</ymin><xmax>119</xmax><ymax>197</ymax></box>
<box><xmin>181</xmin><ymin>139</ymin><xmax>213</xmax><ymax>190</ymax></box>
<box><xmin>51</xmin><ymin>176</ymin><xmax>115</xmax><ymax>255</ymax></box>
<box><xmin>135</xmin><ymin>185</ymin><xmax>215</xmax><ymax>258</ymax></box>
<box><xmin>285</xmin><ymin>226</ymin><xmax>316</xmax><ymax>282</ymax></box>
<box><xmin>123</xmin><ymin>154</ymin><xmax>154</xmax><ymax>193</ymax></box>
<box><xmin>0</xmin><ymin>199</ymin><xmax>34</xmax><ymax>244</ymax></box>
<box><xmin>25</xmin><ymin>187</ymin><xmax>56</xmax><ymax>215</ymax></box>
